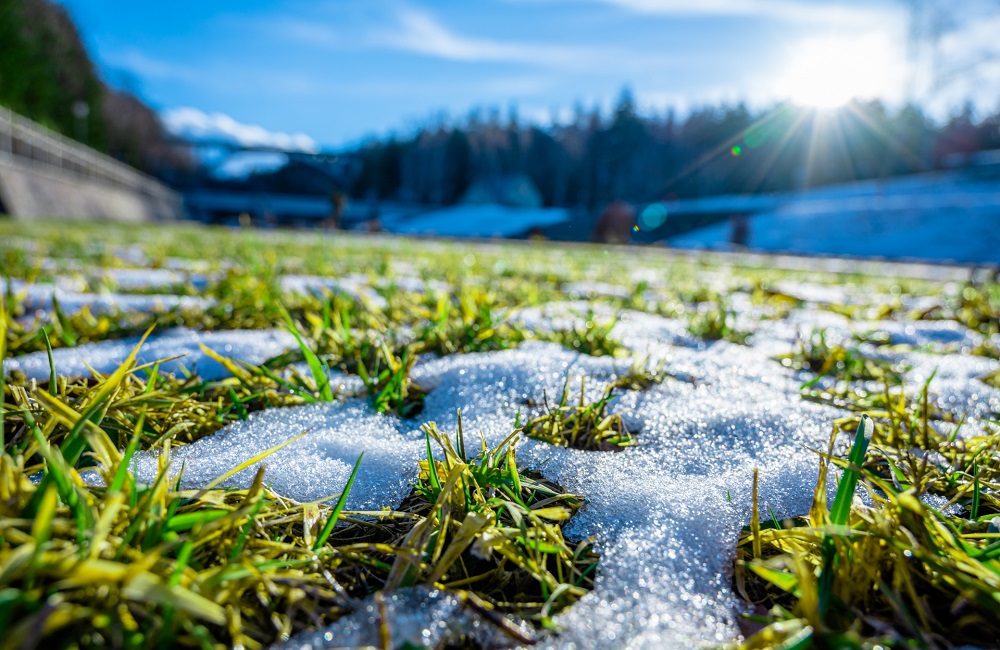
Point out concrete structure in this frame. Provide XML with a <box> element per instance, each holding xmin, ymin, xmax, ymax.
<box><xmin>0</xmin><ymin>106</ymin><xmax>183</xmax><ymax>221</ymax></box>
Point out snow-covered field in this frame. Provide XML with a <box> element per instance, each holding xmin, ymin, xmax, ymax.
<box><xmin>671</xmin><ymin>171</ymin><xmax>1000</xmax><ymax>265</ymax></box>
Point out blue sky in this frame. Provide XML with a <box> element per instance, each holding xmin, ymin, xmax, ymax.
<box><xmin>63</xmin><ymin>0</ymin><xmax>999</xmax><ymax>150</ymax></box>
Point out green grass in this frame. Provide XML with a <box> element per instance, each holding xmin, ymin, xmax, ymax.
<box><xmin>521</xmin><ymin>375</ymin><xmax>636</xmax><ymax>451</ymax></box>
<box><xmin>733</xmin><ymin>386</ymin><xmax>1000</xmax><ymax>649</ymax></box>
<box><xmin>0</xmin><ymin>350</ymin><xmax>597</xmax><ymax>648</ymax></box>
<box><xmin>687</xmin><ymin>297</ymin><xmax>751</xmax><ymax>344</ymax></box>
<box><xmin>1</xmin><ymin>219</ymin><xmax>999</xmax><ymax>649</ymax></box>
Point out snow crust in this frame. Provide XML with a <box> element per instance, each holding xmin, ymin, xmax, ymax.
<box><xmin>5</xmin><ymin>327</ymin><xmax>295</xmax><ymax>381</ymax></box>
<box><xmin>120</xmin><ymin>303</ymin><xmax>1000</xmax><ymax>649</ymax></box>
<box><xmin>3</xmin><ymin>277</ymin><xmax>211</xmax><ymax>319</ymax></box>
<box><xmin>280</xmin><ymin>274</ymin><xmax>388</xmax><ymax>308</ymax></box>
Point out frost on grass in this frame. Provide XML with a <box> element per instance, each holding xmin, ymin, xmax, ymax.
<box><xmin>5</xmin><ymin>327</ymin><xmax>295</xmax><ymax>381</ymax></box>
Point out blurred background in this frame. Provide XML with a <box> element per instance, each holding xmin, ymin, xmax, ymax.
<box><xmin>1</xmin><ymin>0</ymin><xmax>998</xmax><ymax>263</ymax></box>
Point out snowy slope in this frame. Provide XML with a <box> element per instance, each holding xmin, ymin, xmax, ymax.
<box><xmin>671</xmin><ymin>171</ymin><xmax>1000</xmax><ymax>264</ymax></box>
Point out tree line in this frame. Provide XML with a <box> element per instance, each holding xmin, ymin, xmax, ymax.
<box><xmin>4</xmin><ymin>0</ymin><xmax>996</xmax><ymax>205</ymax></box>
<box><xmin>349</xmin><ymin>90</ymin><xmax>1000</xmax><ymax>208</ymax></box>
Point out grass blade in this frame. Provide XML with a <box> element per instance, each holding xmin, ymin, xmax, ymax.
<box><xmin>313</xmin><ymin>453</ymin><xmax>364</xmax><ymax>550</ymax></box>
<box><xmin>752</xmin><ymin>467</ymin><xmax>761</xmax><ymax>559</ymax></box>
<box><xmin>41</xmin><ymin>329</ymin><xmax>57</xmax><ymax>389</ymax></box>
<box><xmin>59</xmin><ymin>325</ymin><xmax>156</xmax><ymax>465</ymax></box>
<box><xmin>819</xmin><ymin>414</ymin><xmax>873</xmax><ymax>619</ymax></box>
<box><xmin>425</xmin><ymin>429</ymin><xmax>441</xmax><ymax>494</ymax></box>
<box><xmin>829</xmin><ymin>415</ymin><xmax>873</xmax><ymax>527</ymax></box>
<box><xmin>972</xmin><ymin>459</ymin><xmax>980</xmax><ymax>520</ymax></box>
<box><xmin>281</xmin><ymin>311</ymin><xmax>333</xmax><ymax>402</ymax></box>
<box><xmin>121</xmin><ymin>573</ymin><xmax>226</xmax><ymax>626</ymax></box>
<box><xmin>0</xmin><ymin>286</ymin><xmax>6</xmax><ymax>447</ymax></box>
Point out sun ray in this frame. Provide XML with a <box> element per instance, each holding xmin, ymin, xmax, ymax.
<box><xmin>803</xmin><ymin>110</ymin><xmax>859</xmax><ymax>187</ymax></box>
<box><xmin>840</xmin><ymin>101</ymin><xmax>927</xmax><ymax>171</ymax></box>
<box><xmin>743</xmin><ymin>105</ymin><xmax>812</xmax><ymax>193</ymax></box>
<box><xmin>654</xmin><ymin>105</ymin><xmax>804</xmax><ymax>198</ymax></box>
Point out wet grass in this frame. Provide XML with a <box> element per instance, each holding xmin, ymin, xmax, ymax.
<box><xmin>919</xmin><ymin>283</ymin><xmax>1000</xmax><ymax>339</ymax></box>
<box><xmin>389</xmin><ymin>420</ymin><xmax>599</xmax><ymax>624</ymax></box>
<box><xmin>774</xmin><ymin>328</ymin><xmax>924</xmax><ymax>417</ymax></box>
<box><xmin>540</xmin><ymin>310</ymin><xmax>625</xmax><ymax>358</ymax></box>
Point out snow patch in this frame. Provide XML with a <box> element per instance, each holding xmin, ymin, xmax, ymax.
<box><xmin>6</xmin><ymin>327</ymin><xmax>295</xmax><ymax>381</ymax></box>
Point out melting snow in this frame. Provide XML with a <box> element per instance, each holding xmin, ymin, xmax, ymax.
<box><xmin>3</xmin><ymin>277</ymin><xmax>211</xmax><ymax>319</ymax></box>
<box><xmin>7</xmin><ymin>263</ymin><xmax>997</xmax><ymax>648</ymax></box>
<box><xmin>120</xmin><ymin>305</ymin><xmax>1000</xmax><ymax>649</ymax></box>
<box><xmin>280</xmin><ymin>274</ymin><xmax>388</xmax><ymax>309</ymax></box>
<box><xmin>100</xmin><ymin>267</ymin><xmax>209</xmax><ymax>291</ymax></box>
<box><xmin>5</xmin><ymin>327</ymin><xmax>295</xmax><ymax>381</ymax></box>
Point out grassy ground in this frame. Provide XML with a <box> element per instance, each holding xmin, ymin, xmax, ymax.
<box><xmin>1</xmin><ymin>220</ymin><xmax>998</xmax><ymax>649</ymax></box>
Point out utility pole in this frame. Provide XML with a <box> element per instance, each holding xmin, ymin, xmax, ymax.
<box><xmin>72</xmin><ymin>100</ymin><xmax>89</xmax><ymax>146</ymax></box>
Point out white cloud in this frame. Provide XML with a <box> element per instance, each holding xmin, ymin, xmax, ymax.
<box><xmin>269</xmin><ymin>18</ymin><xmax>341</xmax><ymax>47</ymax></box>
<box><xmin>370</xmin><ymin>7</ymin><xmax>591</xmax><ymax>66</ymax></box>
<box><xmin>162</xmin><ymin>107</ymin><xmax>319</xmax><ymax>152</ymax></box>
<box><xmin>595</xmin><ymin>0</ymin><xmax>896</xmax><ymax>23</ymax></box>
<box><xmin>103</xmin><ymin>48</ymin><xmax>201</xmax><ymax>84</ymax></box>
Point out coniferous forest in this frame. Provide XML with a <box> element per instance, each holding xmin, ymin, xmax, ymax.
<box><xmin>348</xmin><ymin>91</ymin><xmax>1000</xmax><ymax>208</ymax></box>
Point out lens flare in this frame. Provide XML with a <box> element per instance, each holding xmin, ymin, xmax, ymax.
<box><xmin>639</xmin><ymin>203</ymin><xmax>668</xmax><ymax>229</ymax></box>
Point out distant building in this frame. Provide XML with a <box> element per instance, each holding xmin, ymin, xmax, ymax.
<box><xmin>461</xmin><ymin>174</ymin><xmax>543</xmax><ymax>208</ymax></box>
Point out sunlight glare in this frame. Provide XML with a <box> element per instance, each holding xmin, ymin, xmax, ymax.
<box><xmin>777</xmin><ymin>34</ymin><xmax>902</xmax><ymax>110</ymax></box>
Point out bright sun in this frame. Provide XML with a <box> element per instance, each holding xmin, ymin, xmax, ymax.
<box><xmin>778</xmin><ymin>34</ymin><xmax>901</xmax><ymax>109</ymax></box>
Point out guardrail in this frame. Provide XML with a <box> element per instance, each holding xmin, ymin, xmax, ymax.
<box><xmin>0</xmin><ymin>105</ymin><xmax>177</xmax><ymax>203</ymax></box>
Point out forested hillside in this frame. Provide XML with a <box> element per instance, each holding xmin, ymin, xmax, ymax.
<box><xmin>0</xmin><ymin>0</ymin><xmax>182</xmax><ymax>174</ymax></box>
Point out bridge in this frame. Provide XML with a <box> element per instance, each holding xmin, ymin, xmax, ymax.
<box><xmin>0</xmin><ymin>105</ymin><xmax>183</xmax><ymax>221</ymax></box>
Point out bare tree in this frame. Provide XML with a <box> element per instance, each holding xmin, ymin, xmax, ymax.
<box><xmin>902</xmin><ymin>0</ymin><xmax>1000</xmax><ymax>106</ymax></box>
